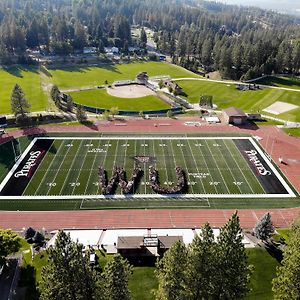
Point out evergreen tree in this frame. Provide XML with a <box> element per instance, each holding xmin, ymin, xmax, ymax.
<box><xmin>40</xmin><ymin>231</ymin><xmax>103</xmax><ymax>300</ymax></box>
<box><xmin>76</xmin><ymin>105</ymin><xmax>87</xmax><ymax>123</ymax></box>
<box><xmin>214</xmin><ymin>212</ymin><xmax>251</xmax><ymax>299</ymax></box>
<box><xmin>0</xmin><ymin>229</ymin><xmax>21</xmax><ymax>267</ymax></box>
<box><xmin>253</xmin><ymin>212</ymin><xmax>274</xmax><ymax>241</ymax></box>
<box><xmin>273</xmin><ymin>218</ymin><xmax>300</xmax><ymax>300</ymax></box>
<box><xmin>102</xmin><ymin>254</ymin><xmax>132</xmax><ymax>300</ymax></box>
<box><xmin>11</xmin><ymin>84</ymin><xmax>30</xmax><ymax>117</ymax></box>
<box><xmin>50</xmin><ymin>85</ymin><xmax>61</xmax><ymax>109</ymax></box>
<box><xmin>66</xmin><ymin>95</ymin><xmax>74</xmax><ymax>112</ymax></box>
<box><xmin>140</xmin><ymin>27</ymin><xmax>147</xmax><ymax>49</ymax></box>
<box><xmin>186</xmin><ymin>223</ymin><xmax>217</xmax><ymax>300</ymax></box>
<box><xmin>155</xmin><ymin>241</ymin><xmax>188</xmax><ymax>300</ymax></box>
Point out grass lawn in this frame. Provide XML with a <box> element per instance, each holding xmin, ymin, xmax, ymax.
<box><xmin>17</xmin><ymin>242</ymin><xmax>280</xmax><ymax>300</ymax></box>
<box><xmin>283</xmin><ymin>128</ymin><xmax>300</xmax><ymax>137</ymax></box>
<box><xmin>129</xmin><ymin>267</ymin><xmax>158</xmax><ymax>300</ymax></box>
<box><xmin>245</xmin><ymin>247</ymin><xmax>279</xmax><ymax>300</ymax></box>
<box><xmin>69</xmin><ymin>89</ymin><xmax>170</xmax><ymax>111</ymax></box>
<box><xmin>0</xmin><ymin>66</ymin><xmax>48</xmax><ymax>114</ymax></box>
<box><xmin>253</xmin><ymin>76</ymin><xmax>300</xmax><ymax>90</ymax></box>
<box><xmin>178</xmin><ymin>79</ymin><xmax>300</xmax><ymax>122</ymax></box>
<box><xmin>49</xmin><ymin>62</ymin><xmax>198</xmax><ymax>89</ymax></box>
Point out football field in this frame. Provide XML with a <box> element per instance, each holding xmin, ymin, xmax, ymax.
<box><xmin>0</xmin><ymin>136</ymin><xmax>295</xmax><ymax>201</ymax></box>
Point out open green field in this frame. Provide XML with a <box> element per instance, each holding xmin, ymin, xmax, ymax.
<box><xmin>253</xmin><ymin>76</ymin><xmax>300</xmax><ymax>90</ymax></box>
<box><xmin>178</xmin><ymin>79</ymin><xmax>300</xmax><ymax>122</ymax></box>
<box><xmin>283</xmin><ymin>128</ymin><xmax>300</xmax><ymax>137</ymax></box>
<box><xmin>69</xmin><ymin>89</ymin><xmax>169</xmax><ymax>111</ymax></box>
<box><xmin>0</xmin><ymin>66</ymin><xmax>48</xmax><ymax>114</ymax></box>
<box><xmin>50</xmin><ymin>62</ymin><xmax>198</xmax><ymax>89</ymax></box>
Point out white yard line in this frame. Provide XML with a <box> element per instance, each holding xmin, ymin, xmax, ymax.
<box><xmin>70</xmin><ymin>139</ymin><xmax>92</xmax><ymax>195</ymax></box>
<box><xmin>33</xmin><ymin>140</ymin><xmax>67</xmax><ymax>195</ymax></box>
<box><xmin>57</xmin><ymin>140</ymin><xmax>85</xmax><ymax>196</ymax></box>
<box><xmin>224</xmin><ymin>142</ymin><xmax>254</xmax><ymax>194</ymax></box>
<box><xmin>161</xmin><ymin>139</ymin><xmax>170</xmax><ymax>186</ymax></box>
<box><xmin>185</xmin><ymin>139</ymin><xmax>206</xmax><ymax>193</ymax></box>
<box><xmin>176</xmin><ymin>139</ymin><xmax>195</xmax><ymax>194</ymax></box>
<box><xmin>23</xmin><ymin>140</ymin><xmax>55</xmax><ymax>195</ymax></box>
<box><xmin>213</xmin><ymin>141</ymin><xmax>243</xmax><ymax>194</ymax></box>
<box><xmin>196</xmin><ymin>139</ymin><xmax>218</xmax><ymax>194</ymax></box>
<box><xmin>45</xmin><ymin>140</ymin><xmax>75</xmax><ymax>195</ymax></box>
<box><xmin>83</xmin><ymin>140</ymin><xmax>101</xmax><ymax>195</ymax></box>
<box><xmin>203</xmin><ymin>140</ymin><xmax>231</xmax><ymax>194</ymax></box>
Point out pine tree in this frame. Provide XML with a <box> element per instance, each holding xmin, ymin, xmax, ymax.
<box><xmin>214</xmin><ymin>212</ymin><xmax>251</xmax><ymax>299</ymax></box>
<box><xmin>186</xmin><ymin>223</ymin><xmax>217</xmax><ymax>300</ymax></box>
<box><xmin>76</xmin><ymin>105</ymin><xmax>87</xmax><ymax>123</ymax></box>
<box><xmin>11</xmin><ymin>84</ymin><xmax>30</xmax><ymax>117</ymax></box>
<box><xmin>155</xmin><ymin>241</ymin><xmax>188</xmax><ymax>300</ymax></box>
<box><xmin>50</xmin><ymin>85</ymin><xmax>61</xmax><ymax>108</ymax></box>
<box><xmin>102</xmin><ymin>254</ymin><xmax>132</xmax><ymax>300</ymax></box>
<box><xmin>272</xmin><ymin>218</ymin><xmax>300</xmax><ymax>300</ymax></box>
<box><xmin>66</xmin><ymin>95</ymin><xmax>74</xmax><ymax>112</ymax></box>
<box><xmin>40</xmin><ymin>231</ymin><xmax>103</xmax><ymax>300</ymax></box>
<box><xmin>253</xmin><ymin>212</ymin><xmax>274</xmax><ymax>241</ymax></box>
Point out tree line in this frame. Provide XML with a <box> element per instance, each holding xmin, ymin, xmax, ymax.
<box><xmin>0</xmin><ymin>0</ymin><xmax>299</xmax><ymax>79</ymax></box>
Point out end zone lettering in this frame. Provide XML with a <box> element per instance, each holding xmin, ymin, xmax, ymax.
<box><xmin>244</xmin><ymin>150</ymin><xmax>271</xmax><ymax>176</ymax></box>
<box><xmin>14</xmin><ymin>151</ymin><xmax>42</xmax><ymax>178</ymax></box>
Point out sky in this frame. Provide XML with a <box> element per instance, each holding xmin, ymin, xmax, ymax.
<box><xmin>209</xmin><ymin>0</ymin><xmax>300</xmax><ymax>15</ymax></box>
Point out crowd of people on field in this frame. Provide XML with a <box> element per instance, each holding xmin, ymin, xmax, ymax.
<box><xmin>149</xmin><ymin>166</ymin><xmax>187</xmax><ymax>194</ymax></box>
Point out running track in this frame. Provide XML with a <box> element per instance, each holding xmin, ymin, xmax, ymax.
<box><xmin>0</xmin><ymin>118</ymin><xmax>299</xmax><ymax>230</ymax></box>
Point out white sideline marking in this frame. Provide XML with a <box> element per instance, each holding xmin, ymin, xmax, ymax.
<box><xmin>249</xmin><ymin>138</ymin><xmax>295</xmax><ymax>197</ymax></box>
<box><xmin>0</xmin><ymin>136</ymin><xmax>296</xmax><ymax>199</ymax></box>
<box><xmin>0</xmin><ymin>138</ymin><xmax>37</xmax><ymax>192</ymax></box>
<box><xmin>0</xmin><ymin>193</ymin><xmax>294</xmax><ymax>200</ymax></box>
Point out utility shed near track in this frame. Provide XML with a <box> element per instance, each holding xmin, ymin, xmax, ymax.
<box><xmin>223</xmin><ymin>107</ymin><xmax>247</xmax><ymax>125</ymax></box>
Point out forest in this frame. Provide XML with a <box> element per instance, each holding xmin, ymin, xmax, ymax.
<box><xmin>0</xmin><ymin>0</ymin><xmax>300</xmax><ymax>80</ymax></box>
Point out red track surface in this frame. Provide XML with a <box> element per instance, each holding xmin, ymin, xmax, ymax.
<box><xmin>1</xmin><ymin>208</ymin><xmax>300</xmax><ymax>231</ymax></box>
<box><xmin>0</xmin><ymin>118</ymin><xmax>299</xmax><ymax>230</ymax></box>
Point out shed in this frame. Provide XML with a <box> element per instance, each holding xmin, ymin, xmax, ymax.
<box><xmin>223</xmin><ymin>107</ymin><xmax>247</xmax><ymax>125</ymax></box>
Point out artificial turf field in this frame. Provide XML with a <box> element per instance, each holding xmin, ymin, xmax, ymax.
<box><xmin>0</xmin><ymin>135</ymin><xmax>295</xmax><ymax>207</ymax></box>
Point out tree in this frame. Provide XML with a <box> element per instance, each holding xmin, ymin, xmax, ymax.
<box><xmin>253</xmin><ymin>212</ymin><xmax>274</xmax><ymax>241</ymax></box>
<box><xmin>214</xmin><ymin>211</ymin><xmax>251</xmax><ymax>299</ymax></box>
<box><xmin>166</xmin><ymin>110</ymin><xmax>173</xmax><ymax>118</ymax></box>
<box><xmin>186</xmin><ymin>223</ymin><xmax>217</xmax><ymax>300</ymax></box>
<box><xmin>76</xmin><ymin>105</ymin><xmax>87</xmax><ymax>123</ymax></box>
<box><xmin>155</xmin><ymin>241</ymin><xmax>188</xmax><ymax>300</ymax></box>
<box><xmin>199</xmin><ymin>95</ymin><xmax>213</xmax><ymax>109</ymax></box>
<box><xmin>273</xmin><ymin>218</ymin><xmax>300</xmax><ymax>300</ymax></box>
<box><xmin>139</xmin><ymin>111</ymin><xmax>144</xmax><ymax>119</ymax></box>
<box><xmin>140</xmin><ymin>27</ymin><xmax>147</xmax><ymax>49</ymax></box>
<box><xmin>33</xmin><ymin>231</ymin><xmax>45</xmax><ymax>247</ymax></box>
<box><xmin>110</xmin><ymin>107</ymin><xmax>119</xmax><ymax>119</ymax></box>
<box><xmin>11</xmin><ymin>84</ymin><xmax>30</xmax><ymax>117</ymax></box>
<box><xmin>50</xmin><ymin>85</ymin><xmax>61</xmax><ymax>109</ymax></box>
<box><xmin>40</xmin><ymin>231</ymin><xmax>103</xmax><ymax>300</ymax></box>
<box><xmin>66</xmin><ymin>95</ymin><xmax>74</xmax><ymax>112</ymax></box>
<box><xmin>24</xmin><ymin>227</ymin><xmax>36</xmax><ymax>241</ymax></box>
<box><xmin>0</xmin><ymin>229</ymin><xmax>21</xmax><ymax>266</ymax></box>
<box><xmin>158</xmin><ymin>80</ymin><xmax>164</xmax><ymax>89</ymax></box>
<box><xmin>102</xmin><ymin>110</ymin><xmax>110</xmax><ymax>120</ymax></box>
<box><xmin>102</xmin><ymin>254</ymin><xmax>132</xmax><ymax>300</ymax></box>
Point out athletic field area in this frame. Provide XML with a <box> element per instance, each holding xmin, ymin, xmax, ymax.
<box><xmin>0</xmin><ymin>136</ymin><xmax>295</xmax><ymax>204</ymax></box>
